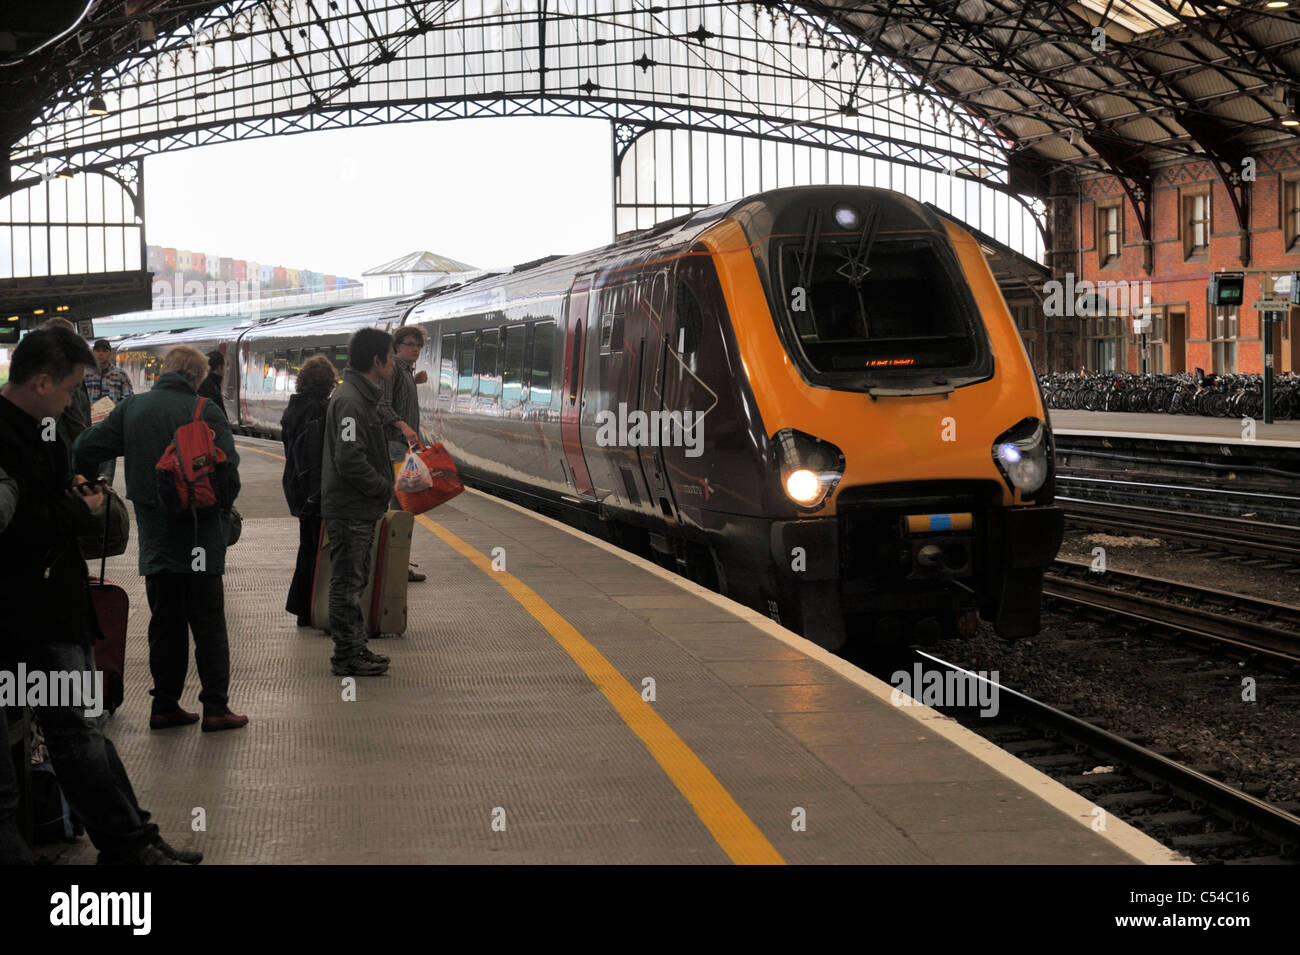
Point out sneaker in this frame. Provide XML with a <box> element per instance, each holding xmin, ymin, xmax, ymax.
<box><xmin>154</xmin><ymin>837</ymin><xmax>202</xmax><ymax>864</ymax></box>
<box><xmin>332</xmin><ymin>655</ymin><xmax>389</xmax><ymax>676</ymax></box>
<box><xmin>201</xmin><ymin>710</ymin><xmax>250</xmax><ymax>733</ymax></box>
<box><xmin>359</xmin><ymin>646</ymin><xmax>390</xmax><ymax>665</ymax></box>
<box><xmin>98</xmin><ymin>843</ymin><xmax>184</xmax><ymax>866</ymax></box>
<box><xmin>150</xmin><ymin>709</ymin><xmax>200</xmax><ymax>730</ymax></box>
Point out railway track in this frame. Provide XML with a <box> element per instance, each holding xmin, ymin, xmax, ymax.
<box><xmin>1056</xmin><ymin>472</ymin><xmax>1300</xmax><ymax>524</ymax></box>
<box><xmin>909</xmin><ymin>649</ymin><xmax>1300</xmax><ymax>863</ymax></box>
<box><xmin>1042</xmin><ymin>559</ymin><xmax>1300</xmax><ymax>667</ymax></box>
<box><xmin>1059</xmin><ymin>497</ymin><xmax>1300</xmax><ymax>566</ymax></box>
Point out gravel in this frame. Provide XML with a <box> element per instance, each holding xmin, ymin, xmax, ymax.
<box><xmin>931</xmin><ymin>529</ymin><xmax>1300</xmax><ymax>804</ymax></box>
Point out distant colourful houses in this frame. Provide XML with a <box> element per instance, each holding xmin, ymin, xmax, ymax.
<box><xmin>146</xmin><ymin>244</ymin><xmax>356</xmax><ymax>295</ymax></box>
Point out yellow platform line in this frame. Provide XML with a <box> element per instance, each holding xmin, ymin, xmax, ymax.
<box><xmin>234</xmin><ymin>441</ymin><xmax>287</xmax><ymax>462</ymax></box>
<box><xmin>232</xmin><ymin>440</ymin><xmax>782</xmax><ymax>863</ymax></box>
<box><xmin>414</xmin><ymin>512</ymin><xmax>785</xmax><ymax>866</ymax></box>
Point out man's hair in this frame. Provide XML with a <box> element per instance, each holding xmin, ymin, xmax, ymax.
<box><xmin>38</xmin><ymin>316</ymin><xmax>76</xmax><ymax>332</ymax></box>
<box><xmin>93</xmin><ymin>339</ymin><xmax>112</xmax><ymax>351</ymax></box>
<box><xmin>394</xmin><ymin>325</ymin><xmax>425</xmax><ymax>349</ymax></box>
<box><xmin>348</xmin><ymin>328</ymin><xmax>393</xmax><ymax>372</ymax></box>
<box><xmin>207</xmin><ymin>349</ymin><xmax>225</xmax><ymax>371</ymax></box>
<box><xmin>9</xmin><ymin>326</ymin><xmax>96</xmax><ymax>386</ymax></box>
<box><xmin>160</xmin><ymin>346</ymin><xmax>209</xmax><ymax>388</ymax></box>
<box><xmin>297</xmin><ymin>355</ymin><xmax>337</xmax><ymax>399</ymax></box>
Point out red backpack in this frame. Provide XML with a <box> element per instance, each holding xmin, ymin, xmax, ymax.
<box><xmin>155</xmin><ymin>397</ymin><xmax>229</xmax><ymax>515</ymax></box>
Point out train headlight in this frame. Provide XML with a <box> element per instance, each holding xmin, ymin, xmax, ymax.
<box><xmin>992</xmin><ymin>418</ymin><xmax>1049</xmax><ymax>496</ymax></box>
<box><xmin>773</xmin><ymin>429</ymin><xmax>845</xmax><ymax>509</ymax></box>
<box><xmin>785</xmin><ymin>469</ymin><xmax>822</xmax><ymax>504</ymax></box>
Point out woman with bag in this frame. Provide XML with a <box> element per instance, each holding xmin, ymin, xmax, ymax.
<box><xmin>281</xmin><ymin>355</ymin><xmax>337</xmax><ymax>627</ymax></box>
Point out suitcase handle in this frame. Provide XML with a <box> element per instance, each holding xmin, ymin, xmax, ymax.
<box><xmin>98</xmin><ymin>485</ymin><xmax>112</xmax><ymax>584</ymax></box>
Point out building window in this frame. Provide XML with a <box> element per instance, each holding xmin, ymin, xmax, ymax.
<box><xmin>1211</xmin><ymin>306</ymin><xmax>1237</xmax><ymax>373</ymax></box>
<box><xmin>1285</xmin><ymin>179</ymin><xmax>1300</xmax><ymax>251</ymax></box>
<box><xmin>389</xmin><ymin>275</ymin><xmax>402</xmax><ymax>293</ymax></box>
<box><xmin>1183</xmin><ymin>190</ymin><xmax>1210</xmax><ymax>258</ymax></box>
<box><xmin>1098</xmin><ymin>204</ymin><xmax>1121</xmax><ymax>266</ymax></box>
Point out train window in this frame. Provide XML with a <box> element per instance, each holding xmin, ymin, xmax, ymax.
<box><xmin>776</xmin><ymin>233</ymin><xmax>986</xmax><ymax>380</ymax></box>
<box><xmin>274</xmin><ymin>352</ymin><xmax>290</xmax><ymax>392</ymax></box>
<box><xmin>262</xmin><ymin>360</ymin><xmax>275</xmax><ymax>393</ymax></box>
<box><xmin>599</xmin><ymin>312</ymin><xmax>625</xmax><ymax>354</ymax></box>
<box><xmin>502</xmin><ymin>325</ymin><xmax>527</xmax><ymax>408</ymax></box>
<box><xmin>531</xmin><ymin>321</ymin><xmax>554</xmax><ymax>406</ymax></box>
<box><xmin>456</xmin><ymin>331</ymin><xmax>476</xmax><ymax>396</ymax></box>
<box><xmin>477</xmin><ymin>328</ymin><xmax>501</xmax><ymax>399</ymax></box>
<box><xmin>439</xmin><ymin>334</ymin><xmax>455</xmax><ymax>399</ymax></box>
<box><xmin>673</xmin><ymin>280</ymin><xmax>704</xmax><ymax>360</ymax></box>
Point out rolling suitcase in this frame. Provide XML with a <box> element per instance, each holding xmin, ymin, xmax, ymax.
<box><xmin>88</xmin><ymin>492</ymin><xmax>129</xmax><ymax>715</ymax></box>
<box><xmin>310</xmin><ymin>510</ymin><xmax>413</xmax><ymax>636</ymax></box>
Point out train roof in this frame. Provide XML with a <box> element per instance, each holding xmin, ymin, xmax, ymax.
<box><xmin>112</xmin><ymin>322</ymin><xmax>260</xmax><ymax>351</ymax></box>
<box><xmin>239</xmin><ymin>293</ymin><xmax>424</xmax><ymax>343</ymax></box>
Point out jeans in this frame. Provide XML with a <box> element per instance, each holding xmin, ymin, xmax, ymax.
<box><xmin>0</xmin><ymin>705</ymin><xmax>32</xmax><ymax>864</ymax></box>
<box><xmin>325</xmin><ymin>518</ymin><xmax>375</xmax><ymax>663</ymax></box>
<box><xmin>9</xmin><ymin>640</ymin><xmax>156</xmax><ymax>860</ymax></box>
<box><xmin>286</xmin><ymin>514</ymin><xmax>322</xmax><ymax>622</ymax></box>
<box><xmin>144</xmin><ymin>574</ymin><xmax>232</xmax><ymax>715</ymax></box>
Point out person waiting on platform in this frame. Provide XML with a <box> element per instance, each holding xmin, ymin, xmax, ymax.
<box><xmin>378</xmin><ymin>325</ymin><xmax>427</xmax><ymax>583</ymax></box>
<box><xmin>321</xmin><ymin>329</ymin><xmax>398</xmax><ymax>677</ymax></box>
<box><xmin>281</xmin><ymin>354</ymin><xmax>337</xmax><ymax>627</ymax></box>
<box><xmin>198</xmin><ymin>349</ymin><xmax>226</xmax><ymax>418</ymax></box>
<box><xmin>38</xmin><ymin>317</ymin><xmax>91</xmax><ymax>449</ymax></box>
<box><xmin>0</xmin><ymin>463</ymin><xmax>31</xmax><ymax>864</ymax></box>
<box><xmin>0</xmin><ymin>326</ymin><xmax>198</xmax><ymax>864</ymax></box>
<box><xmin>74</xmin><ymin>345</ymin><xmax>248</xmax><ymax>734</ymax></box>
<box><xmin>82</xmin><ymin>339</ymin><xmax>134</xmax><ymax>485</ymax></box>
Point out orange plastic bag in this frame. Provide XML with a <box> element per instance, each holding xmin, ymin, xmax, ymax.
<box><xmin>393</xmin><ymin>441</ymin><xmax>464</xmax><ymax>515</ymax></box>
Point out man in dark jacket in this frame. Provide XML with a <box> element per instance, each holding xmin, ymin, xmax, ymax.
<box><xmin>0</xmin><ymin>326</ymin><xmax>196</xmax><ymax>864</ymax></box>
<box><xmin>321</xmin><ymin>329</ymin><xmax>397</xmax><ymax>677</ymax></box>
<box><xmin>75</xmin><ymin>345</ymin><xmax>247</xmax><ymax>733</ymax></box>
<box><xmin>197</xmin><ymin>349</ymin><xmax>226</xmax><ymax>418</ymax></box>
<box><xmin>39</xmin><ymin>317</ymin><xmax>91</xmax><ymax>447</ymax></box>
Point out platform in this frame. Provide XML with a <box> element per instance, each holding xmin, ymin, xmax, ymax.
<box><xmin>1052</xmin><ymin>410</ymin><xmax>1300</xmax><ymax>447</ymax></box>
<box><xmin>47</xmin><ymin>437</ymin><xmax>1183</xmax><ymax>864</ymax></box>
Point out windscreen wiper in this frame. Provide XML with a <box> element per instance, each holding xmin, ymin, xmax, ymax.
<box><xmin>838</xmin><ymin>203</ymin><xmax>880</xmax><ymax>287</ymax></box>
<box><xmin>796</xmin><ymin>208</ymin><xmax>823</xmax><ymax>294</ymax></box>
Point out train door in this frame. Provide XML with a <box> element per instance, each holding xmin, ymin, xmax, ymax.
<box><xmin>562</xmin><ymin>277</ymin><xmax>595</xmax><ymax>498</ymax></box>
<box><xmin>638</xmin><ymin>268</ymin><xmax>678</xmax><ymax>521</ymax></box>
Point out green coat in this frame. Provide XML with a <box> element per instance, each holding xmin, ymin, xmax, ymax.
<box><xmin>73</xmin><ymin>373</ymin><xmax>241</xmax><ymax>575</ymax></box>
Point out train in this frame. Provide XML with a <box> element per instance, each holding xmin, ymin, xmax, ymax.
<box><xmin>114</xmin><ymin>185</ymin><xmax>1064</xmax><ymax>650</ymax></box>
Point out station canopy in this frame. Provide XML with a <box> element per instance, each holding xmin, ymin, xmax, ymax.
<box><xmin>3</xmin><ymin>2</ymin><xmax>1297</xmax><ymax>182</ymax></box>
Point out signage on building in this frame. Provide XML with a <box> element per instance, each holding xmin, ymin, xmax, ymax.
<box><xmin>1208</xmin><ymin>271</ymin><xmax>1245</xmax><ymax>306</ymax></box>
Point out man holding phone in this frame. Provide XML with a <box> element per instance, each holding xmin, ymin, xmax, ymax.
<box><xmin>0</xmin><ymin>326</ymin><xmax>196</xmax><ymax>864</ymax></box>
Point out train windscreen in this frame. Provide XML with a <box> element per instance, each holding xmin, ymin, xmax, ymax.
<box><xmin>776</xmin><ymin>235</ymin><xmax>991</xmax><ymax>389</ymax></box>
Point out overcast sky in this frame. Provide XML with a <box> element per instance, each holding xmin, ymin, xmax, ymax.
<box><xmin>144</xmin><ymin>117</ymin><xmax>613</xmax><ymax>280</ymax></box>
